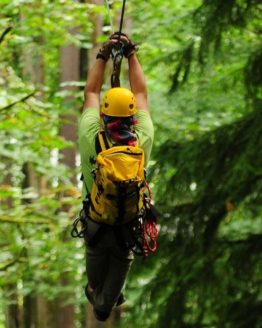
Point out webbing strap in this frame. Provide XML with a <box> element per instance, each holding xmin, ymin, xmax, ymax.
<box><xmin>96</xmin><ymin>131</ymin><xmax>112</xmax><ymax>153</ymax></box>
<box><xmin>111</xmin><ymin>55</ymin><xmax>122</xmax><ymax>88</ymax></box>
<box><xmin>82</xmin><ymin>131</ymin><xmax>112</xmax><ymax>196</ymax></box>
<box><xmin>110</xmin><ymin>0</ymin><xmax>127</xmax><ymax>87</ymax></box>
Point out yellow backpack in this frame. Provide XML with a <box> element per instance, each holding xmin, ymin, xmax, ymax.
<box><xmin>88</xmin><ymin>131</ymin><xmax>146</xmax><ymax>225</ymax></box>
<box><xmin>72</xmin><ymin>130</ymin><xmax>159</xmax><ymax>256</ymax></box>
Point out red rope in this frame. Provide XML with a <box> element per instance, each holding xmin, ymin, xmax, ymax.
<box><xmin>141</xmin><ymin>180</ymin><xmax>158</xmax><ymax>256</ymax></box>
<box><xmin>144</xmin><ymin>180</ymin><xmax>153</xmax><ymax>201</ymax></box>
<box><xmin>143</xmin><ymin>219</ymin><xmax>159</xmax><ymax>256</ymax></box>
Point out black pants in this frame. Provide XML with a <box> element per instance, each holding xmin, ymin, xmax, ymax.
<box><xmin>86</xmin><ymin>226</ymin><xmax>134</xmax><ymax>313</ymax></box>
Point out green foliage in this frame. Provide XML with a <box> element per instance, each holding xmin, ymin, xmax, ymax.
<box><xmin>0</xmin><ymin>1</ymin><xmax>92</xmax><ymax>324</ymax></box>
<box><xmin>0</xmin><ymin>0</ymin><xmax>262</xmax><ymax>327</ymax></box>
<box><xmin>121</xmin><ymin>0</ymin><xmax>262</xmax><ymax>327</ymax></box>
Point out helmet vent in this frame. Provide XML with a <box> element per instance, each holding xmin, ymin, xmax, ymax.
<box><xmin>101</xmin><ymin>88</ymin><xmax>137</xmax><ymax>117</ymax></box>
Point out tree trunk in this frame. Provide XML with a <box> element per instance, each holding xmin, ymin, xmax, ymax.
<box><xmin>3</xmin><ymin>172</ymin><xmax>21</xmax><ymax>328</ymax></box>
<box><xmin>56</xmin><ymin>30</ymin><xmax>80</xmax><ymax>328</ymax></box>
<box><xmin>21</xmin><ymin>163</ymin><xmax>38</xmax><ymax>328</ymax></box>
<box><xmin>20</xmin><ymin>9</ymin><xmax>50</xmax><ymax>325</ymax></box>
<box><xmin>85</xmin><ymin>2</ymin><xmax>104</xmax><ymax>326</ymax></box>
<box><xmin>5</xmin><ymin>288</ymin><xmax>20</xmax><ymax>328</ymax></box>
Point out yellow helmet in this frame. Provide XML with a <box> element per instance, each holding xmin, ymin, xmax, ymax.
<box><xmin>101</xmin><ymin>87</ymin><xmax>137</xmax><ymax>117</ymax></box>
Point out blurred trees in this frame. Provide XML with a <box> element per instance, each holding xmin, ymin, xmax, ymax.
<box><xmin>0</xmin><ymin>1</ymin><xmax>91</xmax><ymax>326</ymax></box>
<box><xmin>125</xmin><ymin>0</ymin><xmax>262</xmax><ymax>327</ymax></box>
<box><xmin>0</xmin><ymin>0</ymin><xmax>261</xmax><ymax>327</ymax></box>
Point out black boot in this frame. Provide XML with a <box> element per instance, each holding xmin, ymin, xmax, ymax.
<box><xmin>93</xmin><ymin>308</ymin><xmax>111</xmax><ymax>321</ymax></box>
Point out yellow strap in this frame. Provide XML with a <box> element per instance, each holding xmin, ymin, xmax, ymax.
<box><xmin>98</xmin><ymin>130</ymin><xmax>113</xmax><ymax>151</ymax></box>
<box><xmin>98</xmin><ymin>131</ymin><xmax>106</xmax><ymax>151</ymax></box>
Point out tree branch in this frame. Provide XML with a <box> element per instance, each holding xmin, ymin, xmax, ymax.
<box><xmin>0</xmin><ymin>216</ymin><xmax>52</xmax><ymax>225</ymax></box>
<box><xmin>0</xmin><ymin>26</ymin><xmax>12</xmax><ymax>44</ymax></box>
<box><xmin>0</xmin><ymin>256</ymin><xmax>27</xmax><ymax>271</ymax></box>
<box><xmin>0</xmin><ymin>91</ymin><xmax>36</xmax><ymax>112</ymax></box>
<box><xmin>0</xmin><ymin>259</ymin><xmax>20</xmax><ymax>271</ymax></box>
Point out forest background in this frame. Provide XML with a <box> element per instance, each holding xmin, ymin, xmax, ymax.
<box><xmin>0</xmin><ymin>0</ymin><xmax>261</xmax><ymax>327</ymax></box>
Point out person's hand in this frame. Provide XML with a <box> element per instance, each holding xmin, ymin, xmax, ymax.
<box><xmin>96</xmin><ymin>40</ymin><xmax>115</xmax><ymax>61</ymax></box>
<box><xmin>110</xmin><ymin>32</ymin><xmax>138</xmax><ymax>58</ymax></box>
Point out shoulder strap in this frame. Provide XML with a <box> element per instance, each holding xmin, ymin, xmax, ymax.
<box><xmin>81</xmin><ymin>132</ymin><xmax>112</xmax><ymax>198</ymax></box>
<box><xmin>95</xmin><ymin>130</ymin><xmax>113</xmax><ymax>154</ymax></box>
<box><xmin>95</xmin><ymin>130</ymin><xmax>139</xmax><ymax>154</ymax></box>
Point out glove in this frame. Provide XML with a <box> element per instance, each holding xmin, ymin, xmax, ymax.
<box><xmin>110</xmin><ymin>32</ymin><xmax>139</xmax><ymax>58</ymax></box>
<box><xmin>96</xmin><ymin>41</ymin><xmax>114</xmax><ymax>61</ymax></box>
<box><xmin>123</xmin><ymin>41</ymin><xmax>138</xmax><ymax>58</ymax></box>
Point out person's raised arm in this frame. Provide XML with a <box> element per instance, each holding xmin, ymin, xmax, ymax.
<box><xmin>83</xmin><ymin>59</ymin><xmax>106</xmax><ymax>111</ymax></box>
<box><xmin>128</xmin><ymin>54</ymin><xmax>148</xmax><ymax>111</ymax></box>
<box><xmin>83</xmin><ymin>40</ymin><xmax>116</xmax><ymax>111</ymax></box>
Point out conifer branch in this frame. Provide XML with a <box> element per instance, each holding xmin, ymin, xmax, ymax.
<box><xmin>0</xmin><ymin>26</ymin><xmax>12</xmax><ymax>44</ymax></box>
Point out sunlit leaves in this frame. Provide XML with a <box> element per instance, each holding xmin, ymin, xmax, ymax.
<box><xmin>0</xmin><ymin>0</ymin><xmax>261</xmax><ymax>327</ymax></box>
<box><xmin>0</xmin><ymin>0</ymin><xmax>87</xmax><ymax>317</ymax></box>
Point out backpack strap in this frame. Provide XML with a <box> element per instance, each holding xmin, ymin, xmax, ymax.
<box><xmin>83</xmin><ymin>130</ymin><xmax>111</xmax><ymax>193</ymax></box>
<box><xmin>95</xmin><ymin>130</ymin><xmax>113</xmax><ymax>154</ymax></box>
<box><xmin>80</xmin><ymin>173</ymin><xmax>90</xmax><ymax>199</ymax></box>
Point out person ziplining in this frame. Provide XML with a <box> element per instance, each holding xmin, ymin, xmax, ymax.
<box><xmin>71</xmin><ymin>0</ymin><xmax>159</xmax><ymax>322</ymax></box>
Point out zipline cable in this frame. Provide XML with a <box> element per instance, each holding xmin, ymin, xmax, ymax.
<box><xmin>104</xmin><ymin>0</ymin><xmax>127</xmax><ymax>36</ymax></box>
<box><xmin>118</xmin><ymin>0</ymin><xmax>126</xmax><ymax>39</ymax></box>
